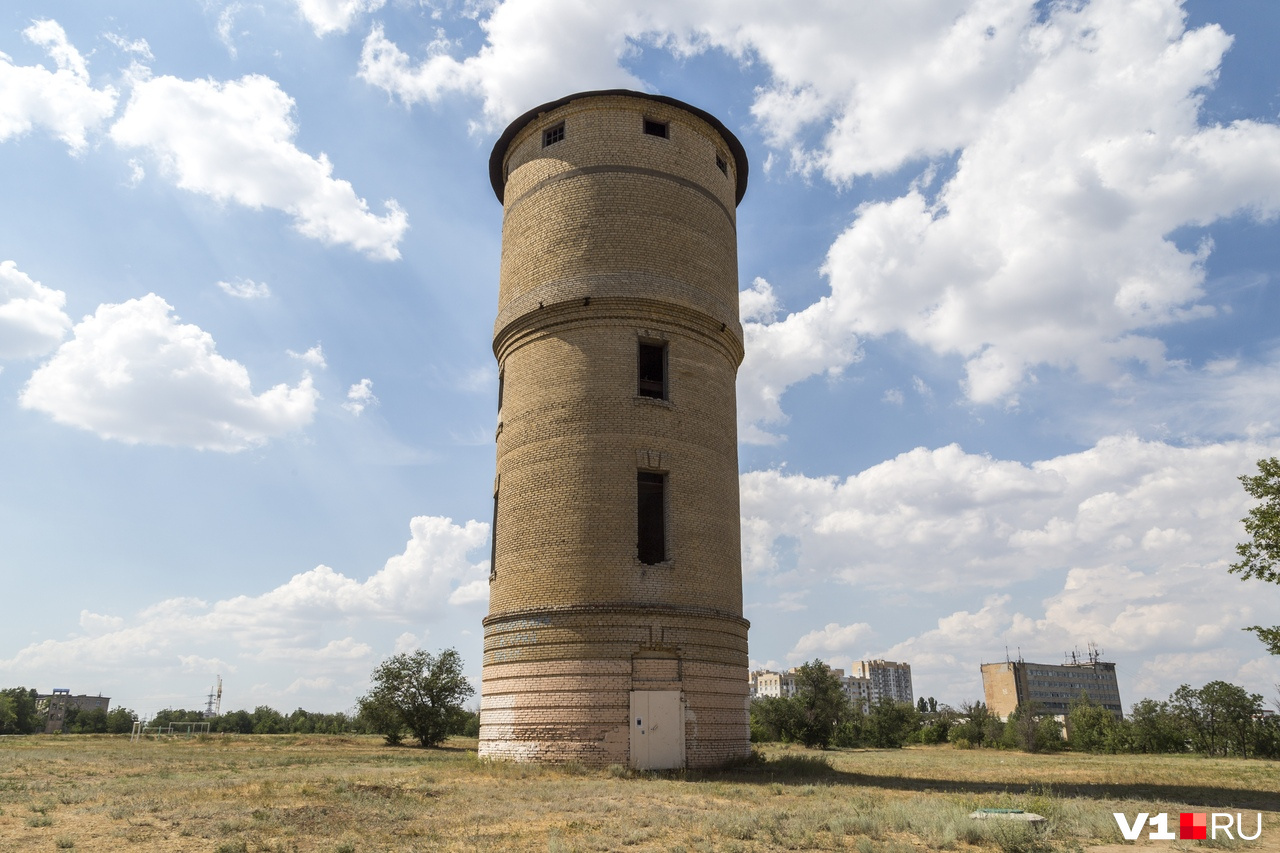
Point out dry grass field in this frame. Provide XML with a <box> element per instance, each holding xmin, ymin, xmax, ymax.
<box><xmin>1</xmin><ymin>734</ymin><xmax>1277</xmax><ymax>852</ymax></box>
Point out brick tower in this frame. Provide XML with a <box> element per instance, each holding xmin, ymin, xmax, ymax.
<box><xmin>480</xmin><ymin>90</ymin><xmax>750</xmax><ymax>768</ymax></box>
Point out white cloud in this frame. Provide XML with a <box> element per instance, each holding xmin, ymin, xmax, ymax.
<box><xmin>20</xmin><ymin>294</ymin><xmax>317</xmax><ymax>451</ymax></box>
<box><xmin>343</xmin><ymin>377</ymin><xmax>377</xmax><ymax>415</ymax></box>
<box><xmin>790</xmin><ymin>622</ymin><xmax>874</xmax><ymax>663</ymax></box>
<box><xmin>0</xmin><ymin>260</ymin><xmax>72</xmax><ymax>359</ymax></box>
<box><xmin>110</xmin><ymin>73</ymin><xmax>408</xmax><ymax>259</ymax></box>
<box><xmin>217</xmin><ymin>3</ymin><xmax>246</xmax><ymax>57</ymax></box>
<box><xmin>358</xmin><ymin>8</ymin><xmax>642</xmax><ymax>123</ymax></box>
<box><xmin>288</xmin><ymin>343</ymin><xmax>327</xmax><ymax>368</ymax></box>
<box><xmin>0</xmin><ymin>515</ymin><xmax>489</xmax><ymax>710</ymax></box>
<box><xmin>79</xmin><ymin>610</ymin><xmax>125</xmax><ymax>634</ymax></box>
<box><xmin>745</xmin><ymin>0</ymin><xmax>1280</xmax><ymax>417</ymax></box>
<box><xmin>743</xmin><ymin>434</ymin><xmax>1280</xmax><ymax>703</ymax></box>
<box><xmin>875</xmin><ymin>560</ymin><xmax>1280</xmax><ymax>706</ymax></box>
<box><xmin>0</xmin><ymin>19</ymin><xmax>118</xmax><ymax>152</ymax></box>
<box><xmin>393</xmin><ymin>631</ymin><xmax>421</xmax><ymax>653</ymax></box>
<box><xmin>363</xmin><ymin>0</ymin><xmax>1280</xmax><ymax>424</ymax></box>
<box><xmin>217</xmin><ymin>278</ymin><xmax>271</xmax><ymax>299</ymax></box>
<box><xmin>103</xmin><ymin>32</ymin><xmax>153</xmax><ymax>60</ymax></box>
<box><xmin>296</xmin><ymin>0</ymin><xmax>388</xmax><ymax>36</ymax></box>
<box><xmin>741</xmin><ymin>435</ymin><xmax>1279</xmax><ymax>594</ymax></box>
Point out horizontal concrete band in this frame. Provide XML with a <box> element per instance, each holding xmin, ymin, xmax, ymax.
<box><xmin>494</xmin><ymin>289</ymin><xmax>744</xmax><ymax>367</ymax></box>
<box><xmin>476</xmin><ymin>701</ymin><xmax>747</xmax><ymax>722</ymax></box>
<box><xmin>483</xmin><ymin>696</ymin><xmax>752</xmax><ymax>712</ymax></box>
<box><xmin>483</xmin><ymin>603</ymin><xmax>749</xmax><ymax>630</ymax></box>
<box><xmin>484</xmin><ymin>624</ymin><xmax>749</xmax><ymax>651</ymax></box>
<box><xmin>481</xmin><ymin>672</ymin><xmax>749</xmax><ymax>696</ymax></box>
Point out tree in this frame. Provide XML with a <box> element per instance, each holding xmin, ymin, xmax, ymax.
<box><xmin>69</xmin><ymin>708</ymin><xmax>109</xmax><ymax>734</ymax></box>
<box><xmin>863</xmin><ymin>699</ymin><xmax>920</xmax><ymax>748</ymax></box>
<box><xmin>1199</xmin><ymin>680</ymin><xmax>1264</xmax><ymax>757</ymax></box>
<box><xmin>1231</xmin><ymin>457</ymin><xmax>1280</xmax><ymax>654</ymax></box>
<box><xmin>917</xmin><ymin>704</ymin><xmax>956</xmax><ymax>745</ymax></box>
<box><xmin>1002</xmin><ymin>702</ymin><xmax>1062</xmax><ymax>753</ymax></box>
<box><xmin>790</xmin><ymin>660</ymin><xmax>851</xmax><ymax>749</ymax></box>
<box><xmin>251</xmin><ymin>705</ymin><xmax>286</xmax><ymax>734</ymax></box>
<box><xmin>950</xmin><ymin>700</ymin><xmax>996</xmax><ymax>747</ymax></box>
<box><xmin>1127</xmin><ymin>698</ymin><xmax>1184</xmax><ymax>753</ymax></box>
<box><xmin>1067</xmin><ymin>693</ymin><xmax>1119</xmax><ymax>753</ymax></box>
<box><xmin>358</xmin><ymin>648</ymin><xmax>475</xmax><ymax>748</ymax></box>
<box><xmin>106</xmin><ymin>707</ymin><xmax>137</xmax><ymax>734</ymax></box>
<box><xmin>0</xmin><ymin>688</ymin><xmax>43</xmax><ymax>734</ymax></box>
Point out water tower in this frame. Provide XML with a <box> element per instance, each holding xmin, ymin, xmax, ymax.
<box><xmin>480</xmin><ymin>90</ymin><xmax>750</xmax><ymax>768</ymax></box>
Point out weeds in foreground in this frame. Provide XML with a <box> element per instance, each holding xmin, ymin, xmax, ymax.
<box><xmin>1</xmin><ymin>736</ymin><xmax>1275</xmax><ymax>851</ymax></box>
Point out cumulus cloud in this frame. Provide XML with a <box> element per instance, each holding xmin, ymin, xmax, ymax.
<box><xmin>358</xmin><ymin>9</ymin><xmax>642</xmax><ymax>122</ymax></box>
<box><xmin>288</xmin><ymin>344</ymin><xmax>327</xmax><ymax>368</ymax></box>
<box><xmin>742</xmin><ymin>435</ymin><xmax>1275</xmax><ymax>593</ymax></box>
<box><xmin>20</xmin><ymin>294</ymin><xmax>317</xmax><ymax>451</ymax></box>
<box><xmin>360</xmin><ymin>0</ymin><xmax>1280</xmax><ymax>428</ymax></box>
<box><xmin>874</xmin><ymin>561</ymin><xmax>1280</xmax><ymax>706</ymax></box>
<box><xmin>296</xmin><ymin>0</ymin><xmax>388</xmax><ymax>36</ymax></box>
<box><xmin>790</xmin><ymin>622</ymin><xmax>874</xmax><ymax>663</ymax></box>
<box><xmin>0</xmin><ymin>19</ymin><xmax>118</xmax><ymax>152</ymax></box>
<box><xmin>110</xmin><ymin>73</ymin><xmax>408</xmax><ymax>259</ymax></box>
<box><xmin>0</xmin><ymin>515</ymin><xmax>489</xmax><ymax>710</ymax></box>
<box><xmin>343</xmin><ymin>378</ymin><xmax>377</xmax><ymax>415</ymax></box>
<box><xmin>217</xmin><ymin>278</ymin><xmax>271</xmax><ymax>299</ymax></box>
<box><xmin>748</xmin><ymin>0</ymin><xmax>1280</xmax><ymax>419</ymax></box>
<box><xmin>743</xmin><ymin>434</ymin><xmax>1280</xmax><ymax>702</ymax></box>
<box><xmin>0</xmin><ymin>260</ymin><xmax>72</xmax><ymax>359</ymax></box>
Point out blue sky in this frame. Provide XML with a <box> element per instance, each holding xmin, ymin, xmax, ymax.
<box><xmin>2</xmin><ymin>0</ymin><xmax>1278</xmax><ymax>718</ymax></box>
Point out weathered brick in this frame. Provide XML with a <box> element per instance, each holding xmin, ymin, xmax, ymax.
<box><xmin>479</xmin><ymin>91</ymin><xmax>751</xmax><ymax>769</ymax></box>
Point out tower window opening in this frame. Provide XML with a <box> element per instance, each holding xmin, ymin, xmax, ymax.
<box><xmin>638</xmin><ymin>341</ymin><xmax>667</xmax><ymax>399</ymax></box>
<box><xmin>637</xmin><ymin>471</ymin><xmax>666</xmax><ymax>564</ymax></box>
<box><xmin>716</xmin><ymin>155</ymin><xmax>728</xmax><ymax>176</ymax></box>
<box><xmin>497</xmin><ymin>369</ymin><xmax>504</xmax><ymax>411</ymax></box>
<box><xmin>643</xmin><ymin>119</ymin><xmax>669</xmax><ymax>139</ymax></box>
<box><xmin>543</xmin><ymin>121</ymin><xmax>565</xmax><ymax>147</ymax></box>
<box><xmin>490</xmin><ymin>487</ymin><xmax>499</xmax><ymax>581</ymax></box>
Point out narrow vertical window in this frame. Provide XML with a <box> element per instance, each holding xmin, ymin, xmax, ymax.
<box><xmin>637</xmin><ymin>472</ymin><xmax>666</xmax><ymax>564</ymax></box>
<box><xmin>638</xmin><ymin>341</ymin><xmax>667</xmax><ymax>399</ymax></box>
<box><xmin>716</xmin><ymin>155</ymin><xmax>728</xmax><ymax>176</ymax></box>
<box><xmin>542</xmin><ymin>121</ymin><xmax>565</xmax><ymax>147</ymax></box>
<box><xmin>497</xmin><ymin>370</ymin><xmax>504</xmax><ymax>412</ymax></box>
<box><xmin>490</xmin><ymin>478</ymin><xmax>499</xmax><ymax>581</ymax></box>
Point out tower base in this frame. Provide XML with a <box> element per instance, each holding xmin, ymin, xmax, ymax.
<box><xmin>478</xmin><ymin>605</ymin><xmax>750</xmax><ymax>768</ymax></box>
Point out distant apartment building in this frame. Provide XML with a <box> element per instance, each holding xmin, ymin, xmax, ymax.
<box><xmin>853</xmin><ymin>660</ymin><xmax>914</xmax><ymax>707</ymax></box>
<box><xmin>981</xmin><ymin>655</ymin><xmax>1123</xmax><ymax>721</ymax></box>
<box><xmin>750</xmin><ymin>660</ymin><xmax>909</xmax><ymax>712</ymax></box>
<box><xmin>750</xmin><ymin>669</ymin><xmax>793</xmax><ymax>699</ymax></box>
<box><xmin>37</xmin><ymin>689</ymin><xmax>111</xmax><ymax>733</ymax></box>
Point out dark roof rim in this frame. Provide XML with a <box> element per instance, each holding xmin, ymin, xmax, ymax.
<box><xmin>488</xmin><ymin>89</ymin><xmax>749</xmax><ymax>205</ymax></box>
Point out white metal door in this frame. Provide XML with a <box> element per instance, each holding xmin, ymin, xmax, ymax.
<box><xmin>630</xmin><ymin>690</ymin><xmax>684</xmax><ymax>769</ymax></box>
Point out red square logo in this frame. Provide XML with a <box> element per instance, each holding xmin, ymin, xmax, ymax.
<box><xmin>1180</xmin><ymin>813</ymin><xmax>1207</xmax><ymax>840</ymax></box>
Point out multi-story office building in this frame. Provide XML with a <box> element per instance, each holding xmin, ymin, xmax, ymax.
<box><xmin>38</xmin><ymin>690</ymin><xmax>111</xmax><ymax>733</ymax></box>
<box><xmin>981</xmin><ymin>654</ymin><xmax>1123</xmax><ymax>720</ymax></box>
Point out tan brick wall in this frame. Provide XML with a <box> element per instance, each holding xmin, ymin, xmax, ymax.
<box><xmin>480</xmin><ymin>91</ymin><xmax>750</xmax><ymax>768</ymax></box>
